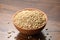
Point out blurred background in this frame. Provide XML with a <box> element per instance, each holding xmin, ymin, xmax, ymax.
<box><xmin>0</xmin><ymin>0</ymin><xmax>60</xmax><ymax>40</ymax></box>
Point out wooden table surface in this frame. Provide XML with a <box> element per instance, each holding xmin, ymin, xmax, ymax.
<box><xmin>0</xmin><ymin>0</ymin><xmax>60</xmax><ymax>40</ymax></box>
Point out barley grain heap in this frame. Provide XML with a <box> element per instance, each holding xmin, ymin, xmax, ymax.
<box><xmin>13</xmin><ymin>9</ymin><xmax>47</xmax><ymax>30</ymax></box>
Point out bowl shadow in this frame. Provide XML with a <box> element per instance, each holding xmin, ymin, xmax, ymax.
<box><xmin>16</xmin><ymin>32</ymin><xmax>46</xmax><ymax>40</ymax></box>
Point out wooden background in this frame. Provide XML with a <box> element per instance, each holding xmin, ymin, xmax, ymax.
<box><xmin>0</xmin><ymin>0</ymin><xmax>60</xmax><ymax>40</ymax></box>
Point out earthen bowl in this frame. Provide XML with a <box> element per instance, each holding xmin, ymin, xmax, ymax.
<box><xmin>13</xmin><ymin>8</ymin><xmax>47</xmax><ymax>35</ymax></box>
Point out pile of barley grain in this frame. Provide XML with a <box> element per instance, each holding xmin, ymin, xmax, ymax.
<box><xmin>13</xmin><ymin>10</ymin><xmax>46</xmax><ymax>30</ymax></box>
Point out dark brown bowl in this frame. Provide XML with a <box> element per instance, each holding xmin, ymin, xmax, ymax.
<box><xmin>13</xmin><ymin>8</ymin><xmax>47</xmax><ymax>35</ymax></box>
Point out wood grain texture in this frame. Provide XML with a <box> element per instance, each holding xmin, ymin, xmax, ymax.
<box><xmin>0</xmin><ymin>0</ymin><xmax>60</xmax><ymax>40</ymax></box>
